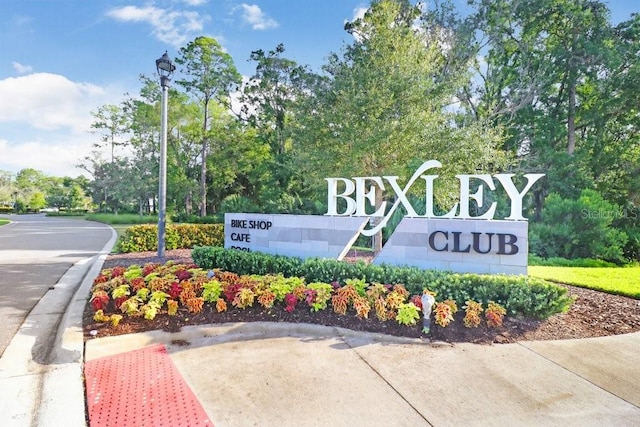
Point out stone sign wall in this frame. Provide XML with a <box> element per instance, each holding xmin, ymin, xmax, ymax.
<box><xmin>373</xmin><ymin>218</ymin><xmax>528</xmax><ymax>275</ymax></box>
<box><xmin>225</xmin><ymin>213</ymin><xmax>368</xmax><ymax>260</ymax></box>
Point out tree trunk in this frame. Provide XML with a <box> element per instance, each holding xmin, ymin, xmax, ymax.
<box><xmin>199</xmin><ymin>140</ymin><xmax>207</xmax><ymax>217</ymax></box>
<box><xmin>567</xmin><ymin>79</ymin><xmax>576</xmax><ymax>155</ymax></box>
<box><xmin>186</xmin><ymin>191</ymin><xmax>192</xmax><ymax>215</ymax></box>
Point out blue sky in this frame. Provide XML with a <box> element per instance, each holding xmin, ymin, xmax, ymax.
<box><xmin>0</xmin><ymin>0</ymin><xmax>637</xmax><ymax>178</ymax></box>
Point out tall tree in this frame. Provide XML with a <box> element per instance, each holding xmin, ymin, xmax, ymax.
<box><xmin>175</xmin><ymin>36</ymin><xmax>242</xmax><ymax>216</ymax></box>
<box><xmin>90</xmin><ymin>104</ymin><xmax>129</xmax><ymax>162</ymax></box>
<box><xmin>239</xmin><ymin>44</ymin><xmax>320</xmax><ymax>211</ymax></box>
<box><xmin>464</xmin><ymin>0</ymin><xmax>638</xmax><ymax>214</ymax></box>
<box><xmin>296</xmin><ymin>0</ymin><xmax>506</xmax><ymax>250</ymax></box>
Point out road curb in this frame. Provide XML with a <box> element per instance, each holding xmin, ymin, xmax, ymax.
<box><xmin>0</xmin><ymin>224</ymin><xmax>116</xmax><ymax>427</ymax></box>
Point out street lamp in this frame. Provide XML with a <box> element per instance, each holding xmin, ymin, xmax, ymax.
<box><xmin>156</xmin><ymin>51</ymin><xmax>176</xmax><ymax>258</ymax></box>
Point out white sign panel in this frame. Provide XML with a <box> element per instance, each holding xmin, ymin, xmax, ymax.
<box><xmin>225</xmin><ymin>213</ymin><xmax>368</xmax><ymax>260</ymax></box>
<box><xmin>373</xmin><ymin>218</ymin><xmax>528</xmax><ymax>275</ymax></box>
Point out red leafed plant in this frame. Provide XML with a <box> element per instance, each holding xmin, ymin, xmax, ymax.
<box><xmin>304</xmin><ymin>289</ymin><xmax>318</xmax><ymax>306</ymax></box>
<box><xmin>111</xmin><ymin>266</ymin><xmax>126</xmax><ymax>278</ymax></box>
<box><xmin>168</xmin><ymin>282</ymin><xmax>182</xmax><ymax>300</ymax></box>
<box><xmin>131</xmin><ymin>277</ymin><xmax>146</xmax><ymax>291</ymax></box>
<box><xmin>114</xmin><ymin>296</ymin><xmax>128</xmax><ymax>310</ymax></box>
<box><xmin>93</xmin><ymin>274</ymin><xmax>109</xmax><ymax>286</ymax></box>
<box><xmin>284</xmin><ymin>293</ymin><xmax>298</xmax><ymax>313</ymax></box>
<box><xmin>175</xmin><ymin>269</ymin><xmax>192</xmax><ymax>281</ymax></box>
<box><xmin>223</xmin><ymin>282</ymin><xmax>243</xmax><ymax>303</ymax></box>
<box><xmin>410</xmin><ymin>295</ymin><xmax>422</xmax><ymax>310</ymax></box>
<box><xmin>142</xmin><ymin>263</ymin><xmax>160</xmax><ymax>276</ymax></box>
<box><xmin>90</xmin><ymin>290</ymin><xmax>110</xmax><ymax>312</ymax></box>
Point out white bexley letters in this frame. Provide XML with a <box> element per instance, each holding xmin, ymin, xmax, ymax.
<box><xmin>325</xmin><ymin>160</ymin><xmax>544</xmax><ymax>236</ymax></box>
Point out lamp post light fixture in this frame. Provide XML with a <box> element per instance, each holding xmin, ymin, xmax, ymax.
<box><xmin>156</xmin><ymin>51</ymin><xmax>176</xmax><ymax>258</ymax></box>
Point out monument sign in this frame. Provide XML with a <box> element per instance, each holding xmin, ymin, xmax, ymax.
<box><xmin>225</xmin><ymin>160</ymin><xmax>544</xmax><ymax>275</ymax></box>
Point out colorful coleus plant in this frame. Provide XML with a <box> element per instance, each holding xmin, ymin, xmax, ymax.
<box><xmin>233</xmin><ymin>288</ymin><xmax>256</xmax><ymax>309</ymax></box>
<box><xmin>395</xmin><ymin>303</ymin><xmax>420</xmax><ymax>326</ymax></box>
<box><xmin>168</xmin><ymin>282</ymin><xmax>182</xmax><ymax>300</ymax></box>
<box><xmin>215</xmin><ymin>298</ymin><xmax>227</xmax><ymax>313</ymax></box>
<box><xmin>175</xmin><ymin>269</ymin><xmax>192</xmax><ymax>281</ymax></box>
<box><xmin>306</xmin><ymin>282</ymin><xmax>333</xmax><ymax>312</ymax></box>
<box><xmin>167</xmin><ymin>299</ymin><xmax>179</xmax><ymax>316</ymax></box>
<box><xmin>284</xmin><ymin>293</ymin><xmax>298</xmax><ymax>313</ymax></box>
<box><xmin>331</xmin><ymin>293</ymin><xmax>349</xmax><ymax>315</ymax></box>
<box><xmin>463</xmin><ymin>300</ymin><xmax>483</xmax><ymax>328</ymax></box>
<box><xmin>353</xmin><ymin>296</ymin><xmax>371</xmax><ymax>319</ymax></box>
<box><xmin>185</xmin><ymin>297</ymin><xmax>204</xmax><ymax>313</ymax></box>
<box><xmin>90</xmin><ymin>290</ymin><xmax>110</xmax><ymax>312</ymax></box>
<box><xmin>434</xmin><ymin>301</ymin><xmax>455</xmax><ymax>327</ymax></box>
<box><xmin>485</xmin><ymin>301</ymin><xmax>507</xmax><ymax>328</ymax></box>
<box><xmin>374</xmin><ymin>297</ymin><xmax>388</xmax><ymax>321</ymax></box>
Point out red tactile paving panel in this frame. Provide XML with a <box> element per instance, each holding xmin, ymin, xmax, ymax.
<box><xmin>85</xmin><ymin>344</ymin><xmax>213</xmax><ymax>427</ymax></box>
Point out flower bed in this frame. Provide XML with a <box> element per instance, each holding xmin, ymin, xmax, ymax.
<box><xmin>89</xmin><ymin>261</ymin><xmax>511</xmax><ymax>334</ymax></box>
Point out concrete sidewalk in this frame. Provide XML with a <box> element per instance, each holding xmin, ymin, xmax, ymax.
<box><xmin>85</xmin><ymin>322</ymin><xmax>640</xmax><ymax>426</ymax></box>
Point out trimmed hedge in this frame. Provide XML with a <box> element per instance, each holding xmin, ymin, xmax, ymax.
<box><xmin>118</xmin><ymin>224</ymin><xmax>224</xmax><ymax>253</ymax></box>
<box><xmin>192</xmin><ymin>246</ymin><xmax>573</xmax><ymax>319</ymax></box>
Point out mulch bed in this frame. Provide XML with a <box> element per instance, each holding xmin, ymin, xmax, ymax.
<box><xmin>83</xmin><ymin>250</ymin><xmax>640</xmax><ymax>344</ymax></box>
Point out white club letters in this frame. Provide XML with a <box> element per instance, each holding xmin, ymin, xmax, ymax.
<box><xmin>325</xmin><ymin>160</ymin><xmax>544</xmax><ymax>236</ymax></box>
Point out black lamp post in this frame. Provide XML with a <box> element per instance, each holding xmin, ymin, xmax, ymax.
<box><xmin>155</xmin><ymin>51</ymin><xmax>175</xmax><ymax>258</ymax></box>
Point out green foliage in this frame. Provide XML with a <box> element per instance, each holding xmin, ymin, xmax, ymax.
<box><xmin>306</xmin><ymin>282</ymin><xmax>334</xmax><ymax>311</ymax></box>
<box><xmin>192</xmin><ymin>247</ymin><xmax>573</xmax><ymax>319</ymax></box>
<box><xmin>87</xmin><ymin>213</ymin><xmax>158</xmax><ymax>225</ymax></box>
<box><xmin>171</xmin><ymin>213</ymin><xmax>223</xmax><ymax>224</ymax></box>
<box><xmin>266</xmin><ymin>276</ymin><xmax>301</xmax><ymax>302</ymax></box>
<box><xmin>202</xmin><ymin>280</ymin><xmax>223</xmax><ymax>302</ymax></box>
<box><xmin>117</xmin><ymin>224</ymin><xmax>224</xmax><ymax>252</ymax></box>
<box><xmin>530</xmin><ymin>189</ymin><xmax>628</xmax><ymax>263</ymax></box>
<box><xmin>528</xmin><ymin>255</ymin><xmax>617</xmax><ymax>268</ymax></box>
<box><xmin>395</xmin><ymin>303</ymin><xmax>421</xmax><ymax>326</ymax></box>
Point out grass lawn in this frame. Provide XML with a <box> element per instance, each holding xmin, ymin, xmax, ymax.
<box><xmin>529</xmin><ymin>266</ymin><xmax>640</xmax><ymax>299</ymax></box>
<box><xmin>0</xmin><ymin>219</ymin><xmax>9</xmax><ymax>226</ymax></box>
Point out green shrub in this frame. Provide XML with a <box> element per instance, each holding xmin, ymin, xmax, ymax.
<box><xmin>191</xmin><ymin>247</ymin><xmax>573</xmax><ymax>319</ymax></box>
<box><xmin>528</xmin><ymin>255</ymin><xmax>617</xmax><ymax>268</ymax></box>
<box><xmin>118</xmin><ymin>224</ymin><xmax>224</xmax><ymax>252</ymax></box>
<box><xmin>87</xmin><ymin>213</ymin><xmax>159</xmax><ymax>225</ymax></box>
<box><xmin>530</xmin><ymin>189</ymin><xmax>628</xmax><ymax>263</ymax></box>
<box><xmin>170</xmin><ymin>213</ymin><xmax>223</xmax><ymax>224</ymax></box>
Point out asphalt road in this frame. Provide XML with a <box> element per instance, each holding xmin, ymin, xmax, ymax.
<box><xmin>0</xmin><ymin>214</ymin><xmax>113</xmax><ymax>357</ymax></box>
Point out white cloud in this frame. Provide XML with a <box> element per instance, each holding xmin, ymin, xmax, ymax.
<box><xmin>352</xmin><ymin>6</ymin><xmax>367</xmax><ymax>21</ymax></box>
<box><xmin>238</xmin><ymin>4</ymin><xmax>278</xmax><ymax>30</ymax></box>
<box><xmin>12</xmin><ymin>62</ymin><xmax>33</xmax><ymax>75</ymax></box>
<box><xmin>106</xmin><ymin>5</ymin><xmax>208</xmax><ymax>47</ymax></box>
<box><xmin>346</xmin><ymin>7</ymin><xmax>368</xmax><ymax>42</ymax></box>
<box><xmin>0</xmin><ymin>73</ymin><xmax>125</xmax><ymax>177</ymax></box>
<box><xmin>0</xmin><ymin>73</ymin><xmax>108</xmax><ymax>134</ymax></box>
<box><xmin>0</xmin><ymin>137</ymin><xmax>92</xmax><ymax>177</ymax></box>
<box><xmin>182</xmin><ymin>0</ymin><xmax>207</xmax><ymax>5</ymax></box>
